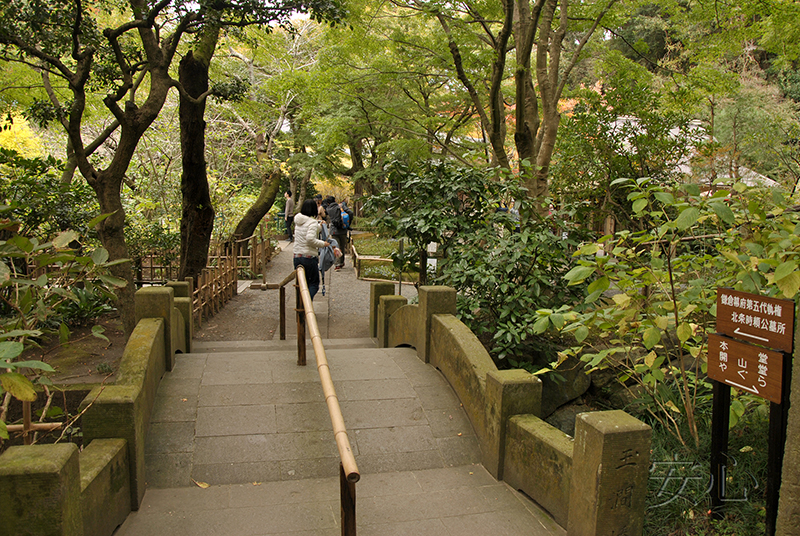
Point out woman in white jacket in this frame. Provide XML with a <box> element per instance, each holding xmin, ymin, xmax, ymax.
<box><xmin>293</xmin><ymin>199</ymin><xmax>332</xmax><ymax>299</ymax></box>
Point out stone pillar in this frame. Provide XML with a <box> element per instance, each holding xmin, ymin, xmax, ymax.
<box><xmin>135</xmin><ymin>286</ymin><xmax>175</xmax><ymax>370</ymax></box>
<box><xmin>418</xmin><ymin>286</ymin><xmax>456</xmax><ymax>363</ymax></box>
<box><xmin>167</xmin><ymin>279</ymin><xmax>193</xmax><ymax>352</ymax></box>
<box><xmin>378</xmin><ymin>295</ymin><xmax>408</xmax><ymax>348</ymax></box>
<box><xmin>0</xmin><ymin>444</ymin><xmax>83</xmax><ymax>535</ymax></box>
<box><xmin>567</xmin><ymin>410</ymin><xmax>651</xmax><ymax>536</ymax></box>
<box><xmin>370</xmin><ymin>282</ymin><xmax>395</xmax><ymax>338</ymax></box>
<box><xmin>484</xmin><ymin>369</ymin><xmax>542</xmax><ymax>479</ymax></box>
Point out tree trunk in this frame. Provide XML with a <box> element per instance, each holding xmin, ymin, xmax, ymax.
<box><xmin>90</xmin><ymin>171</ymin><xmax>136</xmax><ymax>337</ymax></box>
<box><xmin>178</xmin><ymin>51</ymin><xmax>216</xmax><ymax>281</ymax></box>
<box><xmin>231</xmin><ymin>166</ymin><xmax>283</xmax><ymax>239</ymax></box>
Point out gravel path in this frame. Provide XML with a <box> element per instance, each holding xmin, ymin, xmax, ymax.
<box><xmin>194</xmin><ymin>238</ymin><xmax>417</xmax><ymax>342</ymax></box>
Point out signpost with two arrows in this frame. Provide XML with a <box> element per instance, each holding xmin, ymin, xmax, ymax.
<box><xmin>707</xmin><ymin>288</ymin><xmax>794</xmax><ymax>535</ymax></box>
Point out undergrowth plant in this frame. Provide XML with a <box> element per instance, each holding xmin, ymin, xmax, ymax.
<box><xmin>0</xmin><ymin>212</ymin><xmax>127</xmax><ymax>443</ymax></box>
<box><xmin>538</xmin><ymin>178</ymin><xmax>800</xmax><ymax>447</ymax></box>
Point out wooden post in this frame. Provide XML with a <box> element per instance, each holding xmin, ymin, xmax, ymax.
<box><xmin>280</xmin><ymin>285</ymin><xmax>286</xmax><ymax>340</ymax></box>
<box><xmin>710</xmin><ymin>381</ymin><xmax>731</xmax><ymax>518</ymax></box>
<box><xmin>22</xmin><ymin>400</ymin><xmax>32</xmax><ymax>445</ymax></box>
<box><xmin>296</xmin><ymin>279</ymin><xmax>306</xmax><ymax>367</ymax></box>
<box><xmin>340</xmin><ymin>462</ymin><xmax>356</xmax><ymax>536</ymax></box>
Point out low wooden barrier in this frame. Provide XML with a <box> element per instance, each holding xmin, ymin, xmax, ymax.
<box><xmin>191</xmin><ymin>252</ymin><xmax>237</xmax><ymax>327</ymax></box>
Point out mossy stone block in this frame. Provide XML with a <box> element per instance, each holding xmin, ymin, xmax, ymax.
<box><xmin>485</xmin><ymin>369</ymin><xmax>542</xmax><ymax>478</ymax></box>
<box><xmin>378</xmin><ymin>295</ymin><xmax>407</xmax><ymax>348</ymax></box>
<box><xmin>370</xmin><ymin>282</ymin><xmax>395</xmax><ymax>338</ymax></box>
<box><xmin>504</xmin><ymin>415</ymin><xmax>573</xmax><ymax>527</ymax></box>
<box><xmin>80</xmin><ymin>439</ymin><xmax>130</xmax><ymax>536</ymax></box>
<box><xmin>568</xmin><ymin>410</ymin><xmax>651</xmax><ymax>536</ymax></box>
<box><xmin>0</xmin><ymin>444</ymin><xmax>82</xmax><ymax>536</ymax></box>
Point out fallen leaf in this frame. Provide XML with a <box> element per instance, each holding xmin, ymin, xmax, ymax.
<box><xmin>191</xmin><ymin>479</ymin><xmax>210</xmax><ymax>489</ymax></box>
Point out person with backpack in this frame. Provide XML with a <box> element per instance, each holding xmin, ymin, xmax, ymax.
<box><xmin>325</xmin><ymin>196</ymin><xmax>348</xmax><ymax>270</ymax></box>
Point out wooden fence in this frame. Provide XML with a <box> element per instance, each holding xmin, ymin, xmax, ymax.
<box><xmin>191</xmin><ymin>250</ymin><xmax>238</xmax><ymax>327</ymax></box>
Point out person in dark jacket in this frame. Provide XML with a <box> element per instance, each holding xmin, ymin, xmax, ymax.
<box><xmin>325</xmin><ymin>196</ymin><xmax>348</xmax><ymax>270</ymax></box>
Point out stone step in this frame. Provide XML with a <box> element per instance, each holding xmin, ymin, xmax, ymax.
<box><xmin>190</xmin><ymin>337</ymin><xmax>378</xmax><ymax>354</ymax></box>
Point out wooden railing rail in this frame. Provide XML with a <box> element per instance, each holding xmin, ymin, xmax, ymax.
<box><xmin>294</xmin><ymin>265</ymin><xmax>360</xmax><ymax>535</ymax></box>
<box><xmin>263</xmin><ymin>269</ymin><xmax>297</xmax><ymax>340</ymax></box>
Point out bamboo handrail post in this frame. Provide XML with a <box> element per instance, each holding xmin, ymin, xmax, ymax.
<box><xmin>296</xmin><ymin>277</ymin><xmax>306</xmax><ymax>367</ymax></box>
<box><xmin>280</xmin><ymin>285</ymin><xmax>286</xmax><ymax>340</ymax></box>
<box><xmin>340</xmin><ymin>462</ymin><xmax>356</xmax><ymax>536</ymax></box>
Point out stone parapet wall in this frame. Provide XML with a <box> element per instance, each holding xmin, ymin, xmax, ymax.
<box><xmin>372</xmin><ymin>283</ymin><xmax>652</xmax><ymax>535</ymax></box>
<box><xmin>0</xmin><ymin>285</ymin><xmax>184</xmax><ymax>536</ymax></box>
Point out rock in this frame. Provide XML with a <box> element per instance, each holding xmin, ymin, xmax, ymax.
<box><xmin>539</xmin><ymin>355</ymin><xmax>592</xmax><ymax>419</ymax></box>
<box><xmin>545</xmin><ymin>403</ymin><xmax>595</xmax><ymax>436</ymax></box>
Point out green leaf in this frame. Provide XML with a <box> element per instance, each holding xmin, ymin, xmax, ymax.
<box><xmin>653</xmin><ymin>192</ymin><xmax>675</xmax><ymax>205</ymax></box>
<box><xmin>91</xmin><ymin>247</ymin><xmax>109</xmax><ymax>265</ymax></box>
<box><xmin>550</xmin><ymin>313</ymin><xmax>565</xmax><ymax>329</ymax></box>
<box><xmin>52</xmin><ymin>230</ymin><xmax>79</xmax><ymax>249</ymax></box>
<box><xmin>674</xmin><ymin>207</ymin><xmax>700</xmax><ymax>231</ymax></box>
<box><xmin>92</xmin><ymin>325</ymin><xmax>109</xmax><ymax>343</ymax></box>
<box><xmin>710</xmin><ymin>202</ymin><xmax>735</xmax><ymax>225</ymax></box>
<box><xmin>564</xmin><ymin>265</ymin><xmax>594</xmax><ymax>285</ymax></box>
<box><xmin>0</xmin><ymin>341</ymin><xmax>24</xmax><ymax>360</ymax></box>
<box><xmin>774</xmin><ymin>261</ymin><xmax>797</xmax><ymax>282</ymax></box>
<box><xmin>97</xmin><ymin>274</ymin><xmax>127</xmax><ymax>288</ymax></box>
<box><xmin>533</xmin><ymin>315</ymin><xmax>551</xmax><ymax>334</ymax></box>
<box><xmin>677</xmin><ymin>322</ymin><xmax>693</xmax><ymax>343</ymax></box>
<box><xmin>0</xmin><ymin>419</ymin><xmax>7</xmax><ymax>440</ymax></box>
<box><xmin>776</xmin><ymin>271</ymin><xmax>800</xmax><ymax>298</ymax></box>
<box><xmin>11</xmin><ymin>360</ymin><xmax>54</xmax><ymax>372</ymax></box>
<box><xmin>587</xmin><ymin>276</ymin><xmax>609</xmax><ymax>295</ymax></box>
<box><xmin>574</xmin><ymin>326</ymin><xmax>589</xmax><ymax>343</ymax></box>
<box><xmin>643</xmin><ymin>327</ymin><xmax>661</xmax><ymax>349</ymax></box>
<box><xmin>87</xmin><ymin>212</ymin><xmax>114</xmax><ymax>229</ymax></box>
<box><xmin>0</xmin><ymin>262</ymin><xmax>9</xmax><ymax>284</ymax></box>
<box><xmin>632</xmin><ymin>198</ymin><xmax>648</xmax><ymax>214</ymax></box>
<box><xmin>59</xmin><ymin>323</ymin><xmax>70</xmax><ymax>345</ymax></box>
<box><xmin>0</xmin><ymin>372</ymin><xmax>37</xmax><ymax>402</ymax></box>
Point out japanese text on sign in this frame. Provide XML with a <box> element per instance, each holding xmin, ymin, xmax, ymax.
<box><xmin>708</xmin><ymin>333</ymin><xmax>784</xmax><ymax>404</ymax></box>
<box><xmin>716</xmin><ymin>289</ymin><xmax>795</xmax><ymax>353</ymax></box>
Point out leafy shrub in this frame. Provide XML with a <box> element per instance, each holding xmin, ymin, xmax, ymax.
<box><xmin>55</xmin><ymin>287</ymin><xmax>115</xmax><ymax>327</ymax></box>
<box><xmin>543</xmin><ymin>177</ymin><xmax>800</xmax><ymax>447</ymax></box>
<box><xmin>436</xmin><ymin>203</ymin><xmax>594</xmax><ymax>364</ymax></box>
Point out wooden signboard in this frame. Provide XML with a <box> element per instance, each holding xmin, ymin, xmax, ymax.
<box><xmin>716</xmin><ymin>288</ymin><xmax>795</xmax><ymax>353</ymax></box>
<box><xmin>707</xmin><ymin>333</ymin><xmax>785</xmax><ymax>404</ymax></box>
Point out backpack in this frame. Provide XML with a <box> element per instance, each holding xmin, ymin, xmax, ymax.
<box><xmin>344</xmin><ymin>207</ymin><xmax>354</xmax><ymax>229</ymax></box>
<box><xmin>341</xmin><ymin>211</ymin><xmax>350</xmax><ymax>229</ymax></box>
<box><xmin>327</xmin><ymin>203</ymin><xmax>344</xmax><ymax>231</ymax></box>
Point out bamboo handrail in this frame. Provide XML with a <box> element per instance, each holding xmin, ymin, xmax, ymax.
<box><xmin>295</xmin><ymin>265</ymin><xmax>360</xmax><ymax>484</ymax></box>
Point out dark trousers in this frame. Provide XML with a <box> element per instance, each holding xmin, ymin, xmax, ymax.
<box><xmin>333</xmin><ymin>230</ymin><xmax>348</xmax><ymax>267</ymax></box>
<box><xmin>285</xmin><ymin>216</ymin><xmax>294</xmax><ymax>241</ymax></box>
<box><xmin>293</xmin><ymin>256</ymin><xmax>319</xmax><ymax>299</ymax></box>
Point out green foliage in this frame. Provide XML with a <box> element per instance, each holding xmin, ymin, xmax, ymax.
<box><xmin>364</xmin><ymin>161</ymin><xmax>526</xmax><ymax>259</ymax></box>
<box><xmin>55</xmin><ymin>287</ymin><xmax>114</xmax><ymax>327</ymax></box>
<box><xmin>436</xmin><ymin>203</ymin><xmax>594</xmax><ymax>363</ymax></box>
<box><xmin>552</xmin><ymin>68</ymin><xmax>703</xmax><ymax>230</ymax></box>
<box><xmin>549</xmin><ymin>176</ymin><xmax>800</xmax><ymax>447</ymax></box>
<box><xmin>0</xmin><ymin>215</ymin><xmax>126</xmax><ymax>439</ymax></box>
<box><xmin>0</xmin><ymin>149</ymin><xmax>98</xmax><ymax>239</ymax></box>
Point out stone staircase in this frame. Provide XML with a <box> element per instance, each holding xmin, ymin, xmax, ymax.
<box><xmin>114</xmin><ymin>335</ymin><xmax>565</xmax><ymax>535</ymax></box>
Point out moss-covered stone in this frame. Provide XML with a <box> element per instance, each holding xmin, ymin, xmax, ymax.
<box><xmin>387</xmin><ymin>304</ymin><xmax>420</xmax><ymax>349</ymax></box>
<box><xmin>503</xmin><ymin>415</ymin><xmax>573</xmax><ymax>527</ymax></box>
<box><xmin>0</xmin><ymin>444</ymin><xmax>82</xmax><ymax>536</ymax></box>
<box><xmin>485</xmin><ymin>369</ymin><xmax>542</xmax><ymax>479</ymax></box>
<box><xmin>568</xmin><ymin>410</ymin><xmax>651</xmax><ymax>536</ymax></box>
<box><xmin>418</xmin><ymin>286</ymin><xmax>456</xmax><ymax>363</ymax></box>
<box><xmin>80</xmin><ymin>439</ymin><xmax>130</xmax><ymax>536</ymax></box>
<box><xmin>80</xmin><ymin>318</ymin><xmax>165</xmax><ymax>510</ymax></box>
<box><xmin>369</xmin><ymin>282</ymin><xmax>395</xmax><ymax>338</ymax></box>
<box><xmin>134</xmin><ymin>286</ymin><xmax>174</xmax><ymax>370</ymax></box>
<box><xmin>378</xmin><ymin>295</ymin><xmax>407</xmax><ymax>348</ymax></box>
